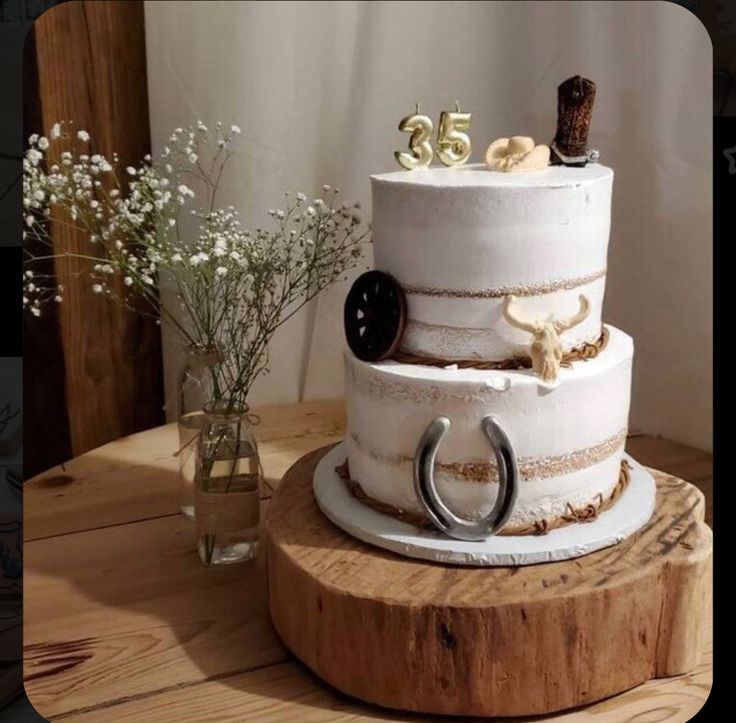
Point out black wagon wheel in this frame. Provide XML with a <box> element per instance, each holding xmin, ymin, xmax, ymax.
<box><xmin>344</xmin><ymin>270</ymin><xmax>407</xmax><ymax>362</ymax></box>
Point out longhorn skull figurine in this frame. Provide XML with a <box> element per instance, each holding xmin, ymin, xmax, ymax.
<box><xmin>503</xmin><ymin>294</ymin><xmax>591</xmax><ymax>383</ymax></box>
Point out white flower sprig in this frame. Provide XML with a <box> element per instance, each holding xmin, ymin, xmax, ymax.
<box><xmin>23</xmin><ymin>122</ymin><xmax>368</xmax><ymax>408</ymax></box>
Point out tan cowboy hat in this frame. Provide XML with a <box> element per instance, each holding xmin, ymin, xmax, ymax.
<box><xmin>485</xmin><ymin>136</ymin><xmax>550</xmax><ymax>172</ymax></box>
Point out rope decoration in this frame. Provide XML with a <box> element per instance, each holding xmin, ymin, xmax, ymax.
<box><xmin>390</xmin><ymin>326</ymin><xmax>609</xmax><ymax>371</ymax></box>
<box><xmin>172</xmin><ymin>411</ymin><xmax>261</xmax><ymax>458</ymax></box>
<box><xmin>335</xmin><ymin>456</ymin><xmax>631</xmax><ymax>537</ymax></box>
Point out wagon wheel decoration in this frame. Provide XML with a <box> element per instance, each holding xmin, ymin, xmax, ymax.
<box><xmin>344</xmin><ymin>270</ymin><xmax>407</xmax><ymax>362</ymax></box>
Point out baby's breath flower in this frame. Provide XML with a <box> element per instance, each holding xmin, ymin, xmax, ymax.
<box><xmin>23</xmin><ymin>119</ymin><xmax>368</xmax><ymax>409</ymax></box>
<box><xmin>77</xmin><ymin>130</ymin><xmax>90</xmax><ymax>142</ymax></box>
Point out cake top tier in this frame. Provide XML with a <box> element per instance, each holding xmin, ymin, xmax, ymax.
<box><xmin>369</xmin><ymin>160</ymin><xmax>614</xmax><ymax>364</ymax></box>
<box><xmin>371</xmin><ymin>162</ymin><xmax>612</xmax><ymax>189</ymax></box>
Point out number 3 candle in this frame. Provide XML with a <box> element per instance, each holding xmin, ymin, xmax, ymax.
<box><xmin>394</xmin><ymin>103</ymin><xmax>434</xmax><ymax>170</ymax></box>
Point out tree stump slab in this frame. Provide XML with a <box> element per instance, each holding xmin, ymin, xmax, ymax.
<box><xmin>266</xmin><ymin>444</ymin><xmax>712</xmax><ymax>718</ymax></box>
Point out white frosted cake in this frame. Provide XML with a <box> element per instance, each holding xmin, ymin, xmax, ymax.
<box><xmin>342</xmin><ymin>162</ymin><xmax>634</xmax><ymax>535</ymax></box>
<box><xmin>372</xmin><ymin>163</ymin><xmax>612</xmax><ymax>362</ymax></box>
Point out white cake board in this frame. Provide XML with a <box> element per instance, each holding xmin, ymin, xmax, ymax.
<box><xmin>314</xmin><ymin>441</ymin><xmax>656</xmax><ymax>566</ymax></box>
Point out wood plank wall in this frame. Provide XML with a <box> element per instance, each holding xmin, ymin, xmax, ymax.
<box><xmin>24</xmin><ymin>1</ymin><xmax>164</xmax><ymax>477</ymax></box>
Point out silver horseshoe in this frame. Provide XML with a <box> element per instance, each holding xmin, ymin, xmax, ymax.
<box><xmin>413</xmin><ymin>416</ymin><xmax>518</xmax><ymax>541</ymax></box>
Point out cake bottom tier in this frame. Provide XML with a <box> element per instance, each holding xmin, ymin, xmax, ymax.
<box><xmin>344</xmin><ymin>326</ymin><xmax>633</xmax><ymax>534</ymax></box>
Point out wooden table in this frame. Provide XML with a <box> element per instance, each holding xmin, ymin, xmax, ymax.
<box><xmin>24</xmin><ymin>401</ymin><xmax>713</xmax><ymax>722</ymax></box>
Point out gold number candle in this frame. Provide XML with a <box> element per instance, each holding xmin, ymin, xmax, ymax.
<box><xmin>394</xmin><ymin>103</ymin><xmax>434</xmax><ymax>170</ymax></box>
<box><xmin>436</xmin><ymin>100</ymin><xmax>471</xmax><ymax>166</ymax></box>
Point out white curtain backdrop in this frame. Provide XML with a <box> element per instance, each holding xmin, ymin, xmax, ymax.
<box><xmin>144</xmin><ymin>0</ymin><xmax>712</xmax><ymax>451</ymax></box>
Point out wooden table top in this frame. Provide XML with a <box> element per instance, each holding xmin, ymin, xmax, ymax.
<box><xmin>24</xmin><ymin>400</ymin><xmax>712</xmax><ymax>722</ymax></box>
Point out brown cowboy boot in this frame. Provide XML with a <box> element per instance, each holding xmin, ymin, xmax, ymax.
<box><xmin>550</xmin><ymin>75</ymin><xmax>597</xmax><ymax>166</ymax></box>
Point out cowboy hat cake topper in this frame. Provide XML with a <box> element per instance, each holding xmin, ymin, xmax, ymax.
<box><xmin>485</xmin><ymin>136</ymin><xmax>550</xmax><ymax>172</ymax></box>
<box><xmin>550</xmin><ymin>75</ymin><xmax>599</xmax><ymax>166</ymax></box>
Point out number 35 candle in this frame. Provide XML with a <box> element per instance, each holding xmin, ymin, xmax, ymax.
<box><xmin>394</xmin><ymin>102</ymin><xmax>472</xmax><ymax>170</ymax></box>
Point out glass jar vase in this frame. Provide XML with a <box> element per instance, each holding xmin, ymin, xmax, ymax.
<box><xmin>176</xmin><ymin>346</ymin><xmax>219</xmax><ymax>518</ymax></box>
<box><xmin>194</xmin><ymin>403</ymin><xmax>262</xmax><ymax>566</ymax></box>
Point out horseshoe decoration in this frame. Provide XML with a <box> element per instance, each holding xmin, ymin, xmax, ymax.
<box><xmin>413</xmin><ymin>416</ymin><xmax>518</xmax><ymax>541</ymax></box>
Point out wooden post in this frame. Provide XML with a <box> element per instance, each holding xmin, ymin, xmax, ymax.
<box><xmin>25</xmin><ymin>0</ymin><xmax>164</xmax><ymax>464</ymax></box>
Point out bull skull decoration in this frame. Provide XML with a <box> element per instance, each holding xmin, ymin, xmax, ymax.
<box><xmin>503</xmin><ymin>294</ymin><xmax>591</xmax><ymax>383</ymax></box>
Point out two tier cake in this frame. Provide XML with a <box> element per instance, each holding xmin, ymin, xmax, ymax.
<box><xmin>341</xmin><ymin>161</ymin><xmax>636</xmax><ymax>538</ymax></box>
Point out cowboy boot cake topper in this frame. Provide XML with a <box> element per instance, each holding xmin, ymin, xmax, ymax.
<box><xmin>550</xmin><ymin>75</ymin><xmax>599</xmax><ymax>166</ymax></box>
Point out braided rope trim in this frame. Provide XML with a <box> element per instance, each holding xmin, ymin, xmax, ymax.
<box><xmin>391</xmin><ymin>326</ymin><xmax>609</xmax><ymax>370</ymax></box>
<box><xmin>334</xmin><ymin>458</ymin><xmax>631</xmax><ymax>537</ymax></box>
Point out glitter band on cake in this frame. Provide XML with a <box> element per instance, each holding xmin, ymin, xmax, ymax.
<box><xmin>349</xmin><ymin>427</ymin><xmax>627</xmax><ymax>483</ymax></box>
<box><xmin>401</xmin><ymin>268</ymin><xmax>606</xmax><ymax>299</ymax></box>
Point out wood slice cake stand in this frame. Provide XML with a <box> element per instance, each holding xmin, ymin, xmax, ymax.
<box><xmin>266</xmin><ymin>444</ymin><xmax>712</xmax><ymax>718</ymax></box>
